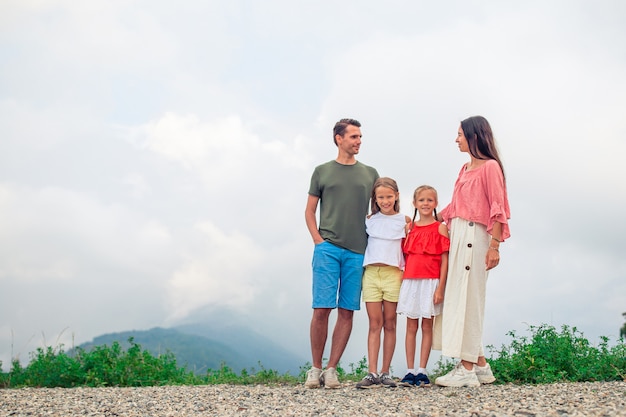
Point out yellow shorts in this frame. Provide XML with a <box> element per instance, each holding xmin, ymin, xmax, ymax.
<box><xmin>362</xmin><ymin>265</ymin><xmax>402</xmax><ymax>303</ymax></box>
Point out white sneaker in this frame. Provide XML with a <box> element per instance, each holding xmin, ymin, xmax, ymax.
<box><xmin>320</xmin><ymin>367</ymin><xmax>341</xmax><ymax>389</ymax></box>
<box><xmin>304</xmin><ymin>367</ymin><xmax>322</xmax><ymax>388</ymax></box>
<box><xmin>474</xmin><ymin>363</ymin><xmax>496</xmax><ymax>384</ymax></box>
<box><xmin>434</xmin><ymin>362</ymin><xmax>480</xmax><ymax>387</ymax></box>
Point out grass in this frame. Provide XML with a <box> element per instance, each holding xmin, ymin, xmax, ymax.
<box><xmin>1</xmin><ymin>324</ymin><xmax>624</xmax><ymax>388</ymax></box>
<box><xmin>430</xmin><ymin>324</ymin><xmax>626</xmax><ymax>384</ymax></box>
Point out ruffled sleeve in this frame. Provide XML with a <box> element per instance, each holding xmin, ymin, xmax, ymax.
<box><xmin>483</xmin><ymin>160</ymin><xmax>511</xmax><ymax>240</ymax></box>
<box><xmin>366</xmin><ymin>213</ymin><xmax>407</xmax><ymax>240</ymax></box>
<box><xmin>403</xmin><ymin>223</ymin><xmax>450</xmax><ymax>256</ymax></box>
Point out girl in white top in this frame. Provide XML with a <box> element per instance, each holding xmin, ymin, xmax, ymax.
<box><xmin>356</xmin><ymin>177</ymin><xmax>411</xmax><ymax>389</ymax></box>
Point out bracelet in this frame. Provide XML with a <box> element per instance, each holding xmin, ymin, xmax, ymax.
<box><xmin>489</xmin><ymin>246</ymin><xmax>499</xmax><ymax>252</ymax></box>
<box><xmin>492</xmin><ymin>237</ymin><xmax>503</xmax><ymax>243</ymax></box>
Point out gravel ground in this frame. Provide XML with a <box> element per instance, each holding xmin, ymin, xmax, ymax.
<box><xmin>1</xmin><ymin>381</ymin><xmax>625</xmax><ymax>417</ymax></box>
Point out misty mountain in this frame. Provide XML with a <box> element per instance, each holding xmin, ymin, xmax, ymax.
<box><xmin>78</xmin><ymin>322</ymin><xmax>307</xmax><ymax>375</ymax></box>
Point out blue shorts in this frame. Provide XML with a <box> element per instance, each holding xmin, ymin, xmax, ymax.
<box><xmin>311</xmin><ymin>241</ymin><xmax>364</xmax><ymax>311</ymax></box>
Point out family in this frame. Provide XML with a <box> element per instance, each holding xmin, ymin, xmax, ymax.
<box><xmin>304</xmin><ymin>117</ymin><xmax>510</xmax><ymax>389</ymax></box>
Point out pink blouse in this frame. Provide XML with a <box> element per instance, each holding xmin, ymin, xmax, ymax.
<box><xmin>440</xmin><ymin>159</ymin><xmax>511</xmax><ymax>240</ymax></box>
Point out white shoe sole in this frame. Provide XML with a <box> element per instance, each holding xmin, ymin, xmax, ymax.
<box><xmin>477</xmin><ymin>375</ymin><xmax>496</xmax><ymax>384</ymax></box>
<box><xmin>434</xmin><ymin>378</ymin><xmax>480</xmax><ymax>388</ymax></box>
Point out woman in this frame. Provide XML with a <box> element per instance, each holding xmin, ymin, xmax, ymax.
<box><xmin>434</xmin><ymin>116</ymin><xmax>511</xmax><ymax>388</ymax></box>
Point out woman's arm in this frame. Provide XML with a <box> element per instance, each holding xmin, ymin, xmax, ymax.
<box><xmin>485</xmin><ymin>221</ymin><xmax>502</xmax><ymax>270</ymax></box>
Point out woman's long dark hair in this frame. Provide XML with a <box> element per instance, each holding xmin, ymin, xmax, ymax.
<box><xmin>461</xmin><ymin>116</ymin><xmax>505</xmax><ymax>180</ymax></box>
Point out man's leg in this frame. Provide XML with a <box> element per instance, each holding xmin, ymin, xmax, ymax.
<box><xmin>328</xmin><ymin>246</ymin><xmax>363</xmax><ymax>369</ymax></box>
<box><xmin>310</xmin><ymin>241</ymin><xmax>341</xmax><ymax>369</ymax></box>
<box><xmin>310</xmin><ymin>308</ymin><xmax>331</xmax><ymax>369</ymax></box>
<box><xmin>305</xmin><ymin>308</ymin><xmax>329</xmax><ymax>388</ymax></box>
<box><xmin>326</xmin><ymin>307</ymin><xmax>354</xmax><ymax>369</ymax></box>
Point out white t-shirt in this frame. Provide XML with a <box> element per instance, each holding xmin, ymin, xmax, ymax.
<box><xmin>362</xmin><ymin>212</ymin><xmax>406</xmax><ymax>269</ymax></box>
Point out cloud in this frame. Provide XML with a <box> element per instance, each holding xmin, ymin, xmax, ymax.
<box><xmin>166</xmin><ymin>221</ymin><xmax>264</xmax><ymax>321</ymax></box>
<box><xmin>0</xmin><ymin>183</ymin><xmax>173</xmax><ymax>283</ymax></box>
<box><xmin>0</xmin><ymin>182</ymin><xmax>178</xmax><ymax>366</ymax></box>
<box><xmin>123</xmin><ymin>112</ymin><xmax>313</xmax><ymax>187</ymax></box>
<box><xmin>1</xmin><ymin>0</ymin><xmax>626</xmax><ymax>374</ymax></box>
<box><xmin>0</xmin><ymin>99</ymin><xmax>100</xmax><ymax>150</ymax></box>
<box><xmin>1</xmin><ymin>1</ymin><xmax>177</xmax><ymax>71</ymax></box>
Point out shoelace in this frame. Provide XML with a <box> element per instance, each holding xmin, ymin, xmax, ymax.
<box><xmin>444</xmin><ymin>364</ymin><xmax>461</xmax><ymax>378</ymax></box>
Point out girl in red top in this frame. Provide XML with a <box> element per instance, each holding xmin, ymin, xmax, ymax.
<box><xmin>397</xmin><ymin>185</ymin><xmax>450</xmax><ymax>387</ymax></box>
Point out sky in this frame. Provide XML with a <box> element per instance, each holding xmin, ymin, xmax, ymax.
<box><xmin>1</xmin><ymin>0</ymin><xmax>626</xmax><ymax>374</ymax></box>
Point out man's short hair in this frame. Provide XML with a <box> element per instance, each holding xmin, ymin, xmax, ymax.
<box><xmin>333</xmin><ymin>118</ymin><xmax>361</xmax><ymax>145</ymax></box>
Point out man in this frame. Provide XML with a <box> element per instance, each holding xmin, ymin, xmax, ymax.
<box><xmin>304</xmin><ymin>118</ymin><xmax>379</xmax><ymax>388</ymax></box>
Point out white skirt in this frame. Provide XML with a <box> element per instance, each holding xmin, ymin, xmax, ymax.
<box><xmin>396</xmin><ymin>278</ymin><xmax>442</xmax><ymax>319</ymax></box>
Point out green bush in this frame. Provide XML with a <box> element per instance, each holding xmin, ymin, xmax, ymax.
<box><xmin>2</xmin><ymin>324</ymin><xmax>625</xmax><ymax>388</ymax></box>
<box><xmin>3</xmin><ymin>338</ymin><xmax>200</xmax><ymax>388</ymax></box>
<box><xmin>486</xmin><ymin>324</ymin><xmax>626</xmax><ymax>384</ymax></box>
<box><xmin>421</xmin><ymin>324</ymin><xmax>626</xmax><ymax>385</ymax></box>
<box><xmin>7</xmin><ymin>346</ymin><xmax>83</xmax><ymax>388</ymax></box>
<box><xmin>78</xmin><ymin>338</ymin><xmax>196</xmax><ymax>387</ymax></box>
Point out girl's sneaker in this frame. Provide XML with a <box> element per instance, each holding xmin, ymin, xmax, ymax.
<box><xmin>355</xmin><ymin>373</ymin><xmax>380</xmax><ymax>389</ymax></box>
<box><xmin>379</xmin><ymin>373</ymin><xmax>397</xmax><ymax>388</ymax></box>
<box><xmin>414</xmin><ymin>373</ymin><xmax>431</xmax><ymax>387</ymax></box>
<box><xmin>474</xmin><ymin>363</ymin><xmax>496</xmax><ymax>384</ymax></box>
<box><xmin>400</xmin><ymin>373</ymin><xmax>416</xmax><ymax>387</ymax></box>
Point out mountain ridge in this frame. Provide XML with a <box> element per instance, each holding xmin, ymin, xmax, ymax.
<box><xmin>78</xmin><ymin>322</ymin><xmax>306</xmax><ymax>374</ymax></box>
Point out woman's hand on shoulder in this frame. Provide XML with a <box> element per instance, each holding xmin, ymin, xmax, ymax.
<box><xmin>438</xmin><ymin>222</ymin><xmax>449</xmax><ymax>238</ymax></box>
<box><xmin>405</xmin><ymin>217</ymin><xmax>413</xmax><ymax>234</ymax></box>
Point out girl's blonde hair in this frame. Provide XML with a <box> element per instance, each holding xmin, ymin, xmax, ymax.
<box><xmin>371</xmin><ymin>177</ymin><xmax>400</xmax><ymax>214</ymax></box>
<box><xmin>411</xmin><ymin>185</ymin><xmax>439</xmax><ymax>223</ymax></box>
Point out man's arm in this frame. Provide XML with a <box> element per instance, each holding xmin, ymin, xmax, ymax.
<box><xmin>305</xmin><ymin>194</ymin><xmax>324</xmax><ymax>244</ymax></box>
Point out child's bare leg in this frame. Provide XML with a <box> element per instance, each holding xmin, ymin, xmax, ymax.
<box><xmin>405</xmin><ymin>317</ymin><xmax>419</xmax><ymax>370</ymax></box>
<box><xmin>419</xmin><ymin>317</ymin><xmax>433</xmax><ymax>369</ymax></box>
<box><xmin>365</xmin><ymin>301</ymin><xmax>383</xmax><ymax>373</ymax></box>
<box><xmin>380</xmin><ymin>300</ymin><xmax>397</xmax><ymax>373</ymax></box>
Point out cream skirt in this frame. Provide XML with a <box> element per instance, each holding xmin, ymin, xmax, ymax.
<box><xmin>436</xmin><ymin>217</ymin><xmax>490</xmax><ymax>362</ymax></box>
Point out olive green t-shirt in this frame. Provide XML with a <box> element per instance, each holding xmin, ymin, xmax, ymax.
<box><xmin>308</xmin><ymin>160</ymin><xmax>379</xmax><ymax>254</ymax></box>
